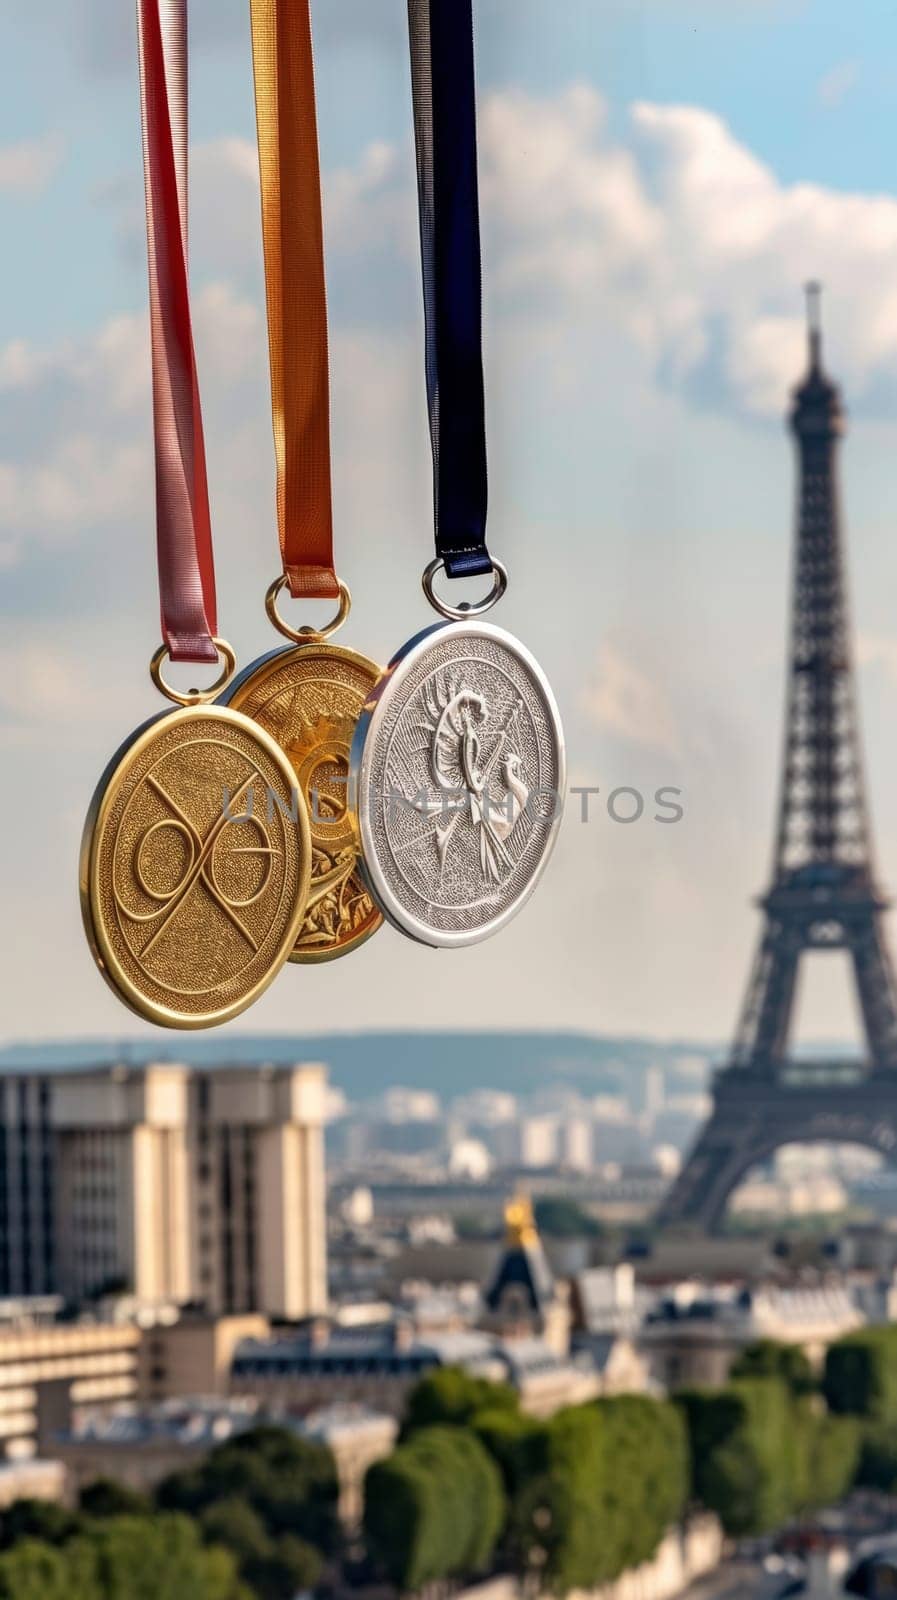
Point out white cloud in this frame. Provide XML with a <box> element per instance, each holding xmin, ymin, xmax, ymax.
<box><xmin>0</xmin><ymin>135</ymin><xmax>61</xmax><ymax>192</ymax></box>
<box><xmin>14</xmin><ymin>83</ymin><xmax>897</xmax><ymax>595</ymax></box>
<box><xmin>15</xmin><ymin>83</ymin><xmax>897</xmax><ymax>584</ymax></box>
<box><xmin>0</xmin><ymin>282</ymin><xmax>266</xmax><ymax>557</ymax></box>
<box><xmin>580</xmin><ymin>639</ymin><xmax>682</xmax><ymax>757</ymax></box>
<box><xmin>90</xmin><ymin>88</ymin><xmax>897</xmax><ymax>428</ymax></box>
<box><xmin>478</xmin><ymin>87</ymin><xmax>897</xmax><ymax>419</ymax></box>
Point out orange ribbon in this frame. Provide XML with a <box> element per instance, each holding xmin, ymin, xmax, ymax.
<box><xmin>249</xmin><ymin>0</ymin><xmax>338</xmax><ymax>601</ymax></box>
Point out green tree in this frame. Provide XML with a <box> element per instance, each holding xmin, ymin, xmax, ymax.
<box><xmin>0</xmin><ymin>1519</ymin><xmax>245</xmax><ymax>1600</ymax></box>
<box><xmin>0</xmin><ymin>1500</ymin><xmax>80</xmax><ymax>1551</ymax></box>
<box><xmin>0</xmin><ymin>1540</ymin><xmax>82</xmax><ymax>1600</ymax></box>
<box><xmin>804</xmin><ymin>1415</ymin><xmax>861</xmax><ymax>1510</ymax></box>
<box><xmin>402</xmin><ymin>1367</ymin><xmax>518</xmax><ymax>1438</ymax></box>
<box><xmin>731</xmin><ymin>1340</ymin><xmax>816</xmax><ymax>1397</ymax></box>
<box><xmin>533</xmin><ymin>1198</ymin><xmax>602</xmax><ymax>1238</ymax></box>
<box><xmin>855</xmin><ymin>1422</ymin><xmax>897</xmax><ymax>1491</ymax></box>
<box><xmin>364</xmin><ymin>1425</ymin><xmax>505</xmax><ymax>1591</ymax></box>
<box><xmin>154</xmin><ymin>1467</ymin><xmax>207</xmax><ymax>1518</ymax></box>
<box><xmin>82</xmin><ymin>1513</ymin><xmax>246</xmax><ymax>1600</ymax></box>
<box><xmin>243</xmin><ymin>1534</ymin><xmax>322</xmax><ymax>1600</ymax></box>
<box><xmin>157</xmin><ymin>1425</ymin><xmax>338</xmax><ymax>1554</ymax></box>
<box><xmin>824</xmin><ymin>1329</ymin><xmax>897</xmax><ymax>1421</ymax></box>
<box><xmin>364</xmin><ymin>1450</ymin><xmax>443</xmax><ymax>1591</ymax></box>
<box><xmin>676</xmin><ymin>1379</ymin><xmax>795</xmax><ymax>1536</ymax></box>
<box><xmin>199</xmin><ymin>1500</ymin><xmax>271</xmax><ymax>1566</ymax></box>
<box><xmin>407</xmin><ymin>1427</ymin><xmax>505</xmax><ymax>1572</ymax></box>
<box><xmin>510</xmin><ymin>1405</ymin><xmax>605</xmax><ymax>1594</ymax></box>
<box><xmin>79</xmin><ymin>1480</ymin><xmax>150</xmax><ymax>1520</ymax></box>
<box><xmin>471</xmin><ymin>1407</ymin><xmax>549</xmax><ymax>1496</ymax></box>
<box><xmin>785</xmin><ymin>1400</ymin><xmax>861</xmax><ymax>1516</ymax></box>
<box><xmin>507</xmin><ymin>1398</ymin><xmax>688</xmax><ymax>1596</ymax></box>
<box><xmin>595</xmin><ymin>1396</ymin><xmax>689</xmax><ymax>1575</ymax></box>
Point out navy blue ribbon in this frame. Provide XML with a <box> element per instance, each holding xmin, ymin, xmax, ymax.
<box><xmin>408</xmin><ymin>0</ymin><xmax>491</xmax><ymax>579</ymax></box>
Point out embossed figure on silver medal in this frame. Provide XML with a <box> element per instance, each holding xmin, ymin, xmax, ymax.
<box><xmin>357</xmin><ymin>625</ymin><xmax>564</xmax><ymax>944</ymax></box>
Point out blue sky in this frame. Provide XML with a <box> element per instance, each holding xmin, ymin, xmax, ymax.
<box><xmin>5</xmin><ymin>0</ymin><xmax>897</xmax><ymax>1047</ymax></box>
<box><xmin>8</xmin><ymin>0</ymin><xmax>897</xmax><ymax>344</ymax></box>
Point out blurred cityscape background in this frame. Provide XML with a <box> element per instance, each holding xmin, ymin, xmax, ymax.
<box><xmin>0</xmin><ymin>1013</ymin><xmax>893</xmax><ymax>1598</ymax></box>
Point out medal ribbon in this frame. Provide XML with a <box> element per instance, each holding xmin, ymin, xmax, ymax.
<box><xmin>137</xmin><ymin>0</ymin><xmax>218</xmax><ymax>663</ymax></box>
<box><xmin>249</xmin><ymin>0</ymin><xmax>338</xmax><ymax>602</ymax></box>
<box><xmin>408</xmin><ymin>0</ymin><xmax>491</xmax><ymax>580</ymax></box>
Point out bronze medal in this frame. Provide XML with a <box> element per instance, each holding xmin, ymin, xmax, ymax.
<box><xmin>224</xmin><ymin>635</ymin><xmax>382</xmax><ymax>962</ymax></box>
<box><xmin>234</xmin><ymin>11</ymin><xmax>384</xmax><ymax>963</ymax></box>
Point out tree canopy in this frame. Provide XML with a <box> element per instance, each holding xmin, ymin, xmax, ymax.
<box><xmin>0</xmin><ymin>1426</ymin><xmax>336</xmax><ymax>1600</ymax></box>
<box><xmin>0</xmin><ymin>1516</ymin><xmax>247</xmax><ymax>1600</ymax></box>
<box><xmin>824</xmin><ymin>1328</ymin><xmax>897</xmax><ymax>1422</ymax></box>
<box><xmin>730</xmin><ymin>1339</ymin><xmax>815</xmax><ymax>1396</ymax></box>
<box><xmin>364</xmin><ymin>1424</ymin><xmax>505</xmax><ymax>1590</ymax></box>
<box><xmin>157</xmin><ymin>1424</ymin><xmax>339</xmax><ymax>1555</ymax></box>
<box><xmin>402</xmin><ymin>1366</ymin><xmax>518</xmax><ymax>1439</ymax></box>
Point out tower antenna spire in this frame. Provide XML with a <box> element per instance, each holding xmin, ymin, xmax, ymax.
<box><xmin>805</xmin><ymin>279</ymin><xmax>823</xmax><ymax>371</ymax></box>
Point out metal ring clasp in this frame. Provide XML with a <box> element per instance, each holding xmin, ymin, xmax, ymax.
<box><xmin>265</xmin><ymin>574</ymin><xmax>352</xmax><ymax>644</ymax></box>
<box><xmin>422</xmin><ymin>556</ymin><xmax>508</xmax><ymax>621</ymax></box>
<box><xmin>150</xmin><ymin>638</ymin><xmax>237</xmax><ymax>707</ymax></box>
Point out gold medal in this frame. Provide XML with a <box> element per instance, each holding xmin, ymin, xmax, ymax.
<box><xmin>81</xmin><ymin>648</ymin><xmax>312</xmax><ymax>1028</ymax></box>
<box><xmin>80</xmin><ymin>3</ymin><xmax>314</xmax><ymax>1030</ymax></box>
<box><xmin>224</xmin><ymin>581</ymin><xmax>383</xmax><ymax>962</ymax></box>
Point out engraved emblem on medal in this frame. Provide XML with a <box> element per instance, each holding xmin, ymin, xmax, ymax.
<box><xmin>81</xmin><ymin>666</ymin><xmax>312</xmax><ymax>1029</ymax></box>
<box><xmin>350</xmin><ymin>613</ymin><xmax>565</xmax><ymax>947</ymax></box>
<box><xmin>223</xmin><ymin>584</ymin><xmax>383</xmax><ymax>962</ymax></box>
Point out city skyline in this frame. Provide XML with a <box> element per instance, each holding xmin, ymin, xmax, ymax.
<box><xmin>8</xmin><ymin>3</ymin><xmax>897</xmax><ymax>1045</ymax></box>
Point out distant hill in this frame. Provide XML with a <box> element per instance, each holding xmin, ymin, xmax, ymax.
<box><xmin>0</xmin><ymin>1031</ymin><xmax>715</xmax><ymax>1101</ymax></box>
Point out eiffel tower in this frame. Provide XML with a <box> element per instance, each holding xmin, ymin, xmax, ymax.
<box><xmin>661</xmin><ymin>286</ymin><xmax>897</xmax><ymax>1231</ymax></box>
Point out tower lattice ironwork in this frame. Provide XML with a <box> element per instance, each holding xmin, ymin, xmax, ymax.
<box><xmin>660</xmin><ymin>287</ymin><xmax>897</xmax><ymax>1231</ymax></box>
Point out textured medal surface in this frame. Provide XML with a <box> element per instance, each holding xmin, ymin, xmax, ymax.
<box><xmin>80</xmin><ymin>705</ymin><xmax>311</xmax><ymax>1027</ymax></box>
<box><xmin>224</xmin><ymin>644</ymin><xmax>383</xmax><ymax>961</ymax></box>
<box><xmin>350</xmin><ymin>621</ymin><xmax>565</xmax><ymax>947</ymax></box>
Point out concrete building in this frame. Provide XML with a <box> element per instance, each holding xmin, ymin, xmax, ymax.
<box><xmin>559</xmin><ymin>1118</ymin><xmax>593</xmax><ymax>1173</ymax></box>
<box><xmin>137</xmin><ymin>1311</ymin><xmax>271</xmax><ymax>1403</ymax></box>
<box><xmin>0</xmin><ymin>1301</ymin><xmax>284</xmax><ymax>1462</ymax></box>
<box><xmin>230</xmin><ymin>1321</ymin><xmax>600</xmax><ymax>1420</ymax></box>
<box><xmin>570</xmin><ymin>1263</ymin><xmax>655</xmax><ymax>1340</ymax></box>
<box><xmin>231</xmin><ymin>1321</ymin><xmax>489</xmax><ymax>1417</ymax></box>
<box><xmin>0</xmin><ymin>1458</ymin><xmax>65</xmax><ymax>1507</ymax></box>
<box><xmin>53</xmin><ymin>1398</ymin><xmax>397</xmax><ymax>1527</ymax></box>
<box><xmin>53</xmin><ymin>1397</ymin><xmax>260</xmax><ymax>1498</ymax></box>
<box><xmin>638</xmin><ymin>1281</ymin><xmax>863</xmax><ymax>1390</ymax></box>
<box><xmin>577</xmin><ymin>1333</ymin><xmax>652</xmax><ymax>1396</ymax></box>
<box><xmin>300</xmin><ymin>1405</ymin><xmax>398</xmax><ymax>1529</ymax></box>
<box><xmin>0</xmin><ymin>1300</ymin><xmax>141</xmax><ymax>1459</ymax></box>
<box><xmin>232</xmin><ymin>1196</ymin><xmax>614</xmax><ymax>1418</ymax></box>
<box><xmin>0</xmin><ymin>1062</ymin><xmax>328</xmax><ymax>1320</ymax></box>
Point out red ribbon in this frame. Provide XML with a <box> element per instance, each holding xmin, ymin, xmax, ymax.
<box><xmin>137</xmin><ymin>0</ymin><xmax>217</xmax><ymax>663</ymax></box>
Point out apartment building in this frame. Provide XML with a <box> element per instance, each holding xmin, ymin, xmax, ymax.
<box><xmin>0</xmin><ymin>1299</ymin><xmax>140</xmax><ymax>1459</ymax></box>
<box><xmin>0</xmin><ymin>1062</ymin><xmax>327</xmax><ymax>1321</ymax></box>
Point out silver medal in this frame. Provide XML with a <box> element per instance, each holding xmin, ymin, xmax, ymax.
<box><xmin>349</xmin><ymin>619</ymin><xmax>565</xmax><ymax>947</ymax></box>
